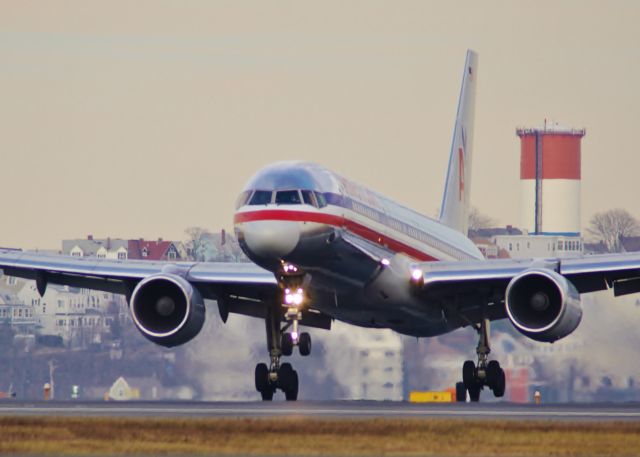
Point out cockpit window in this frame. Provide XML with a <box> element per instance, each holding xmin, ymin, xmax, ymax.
<box><xmin>235</xmin><ymin>190</ymin><xmax>253</xmax><ymax>209</ymax></box>
<box><xmin>248</xmin><ymin>190</ymin><xmax>273</xmax><ymax>205</ymax></box>
<box><xmin>275</xmin><ymin>190</ymin><xmax>301</xmax><ymax>205</ymax></box>
<box><xmin>314</xmin><ymin>191</ymin><xmax>327</xmax><ymax>208</ymax></box>
<box><xmin>301</xmin><ymin>190</ymin><xmax>316</xmax><ymax>207</ymax></box>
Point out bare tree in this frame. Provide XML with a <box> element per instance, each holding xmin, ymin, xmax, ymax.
<box><xmin>468</xmin><ymin>207</ymin><xmax>496</xmax><ymax>232</ymax></box>
<box><xmin>184</xmin><ymin>227</ymin><xmax>213</xmax><ymax>261</ymax></box>
<box><xmin>587</xmin><ymin>209</ymin><xmax>640</xmax><ymax>252</ymax></box>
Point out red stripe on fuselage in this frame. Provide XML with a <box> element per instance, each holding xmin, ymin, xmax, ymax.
<box><xmin>234</xmin><ymin>209</ymin><xmax>438</xmax><ymax>262</ymax></box>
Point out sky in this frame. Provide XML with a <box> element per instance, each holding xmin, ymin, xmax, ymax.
<box><xmin>1</xmin><ymin>0</ymin><xmax>639</xmax><ymax>249</ymax></box>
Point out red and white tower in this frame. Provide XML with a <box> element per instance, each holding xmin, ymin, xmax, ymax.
<box><xmin>517</xmin><ymin>122</ymin><xmax>586</xmax><ymax>236</ymax></box>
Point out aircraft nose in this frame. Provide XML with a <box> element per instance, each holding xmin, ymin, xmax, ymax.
<box><xmin>241</xmin><ymin>220</ymin><xmax>300</xmax><ymax>260</ymax></box>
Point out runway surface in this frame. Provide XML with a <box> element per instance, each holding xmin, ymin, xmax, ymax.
<box><xmin>0</xmin><ymin>400</ymin><xmax>639</xmax><ymax>421</ymax></box>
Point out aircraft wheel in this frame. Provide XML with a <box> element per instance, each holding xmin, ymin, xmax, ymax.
<box><xmin>462</xmin><ymin>360</ymin><xmax>476</xmax><ymax>389</ymax></box>
<box><xmin>468</xmin><ymin>386</ymin><xmax>481</xmax><ymax>402</ymax></box>
<box><xmin>255</xmin><ymin>363</ymin><xmax>269</xmax><ymax>392</ymax></box>
<box><xmin>260</xmin><ymin>387</ymin><xmax>274</xmax><ymax>401</ymax></box>
<box><xmin>278</xmin><ymin>362</ymin><xmax>294</xmax><ymax>390</ymax></box>
<box><xmin>299</xmin><ymin>332</ymin><xmax>311</xmax><ymax>356</ymax></box>
<box><xmin>493</xmin><ymin>368</ymin><xmax>506</xmax><ymax>398</ymax></box>
<box><xmin>281</xmin><ymin>333</ymin><xmax>294</xmax><ymax>356</ymax></box>
<box><xmin>285</xmin><ymin>370</ymin><xmax>299</xmax><ymax>401</ymax></box>
<box><xmin>455</xmin><ymin>382</ymin><xmax>466</xmax><ymax>402</ymax></box>
<box><xmin>278</xmin><ymin>363</ymin><xmax>298</xmax><ymax>401</ymax></box>
<box><xmin>255</xmin><ymin>363</ymin><xmax>273</xmax><ymax>401</ymax></box>
<box><xmin>486</xmin><ymin>360</ymin><xmax>501</xmax><ymax>390</ymax></box>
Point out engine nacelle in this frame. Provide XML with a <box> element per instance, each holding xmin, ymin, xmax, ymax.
<box><xmin>505</xmin><ymin>269</ymin><xmax>582</xmax><ymax>343</ymax></box>
<box><xmin>130</xmin><ymin>273</ymin><xmax>205</xmax><ymax>347</ymax></box>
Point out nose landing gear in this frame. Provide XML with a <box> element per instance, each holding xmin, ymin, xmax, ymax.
<box><xmin>457</xmin><ymin>318</ymin><xmax>506</xmax><ymax>402</ymax></box>
<box><xmin>255</xmin><ymin>301</ymin><xmax>301</xmax><ymax>401</ymax></box>
<box><xmin>255</xmin><ymin>268</ymin><xmax>312</xmax><ymax>401</ymax></box>
<box><xmin>281</xmin><ymin>301</ymin><xmax>312</xmax><ymax>357</ymax></box>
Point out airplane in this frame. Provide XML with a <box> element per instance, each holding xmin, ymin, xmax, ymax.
<box><xmin>1</xmin><ymin>50</ymin><xmax>639</xmax><ymax>402</ymax></box>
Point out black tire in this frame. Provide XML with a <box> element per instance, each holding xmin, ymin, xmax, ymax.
<box><xmin>278</xmin><ymin>362</ymin><xmax>294</xmax><ymax>391</ymax></box>
<box><xmin>281</xmin><ymin>333</ymin><xmax>294</xmax><ymax>356</ymax></box>
<box><xmin>462</xmin><ymin>360</ymin><xmax>476</xmax><ymax>389</ymax></box>
<box><xmin>455</xmin><ymin>382</ymin><xmax>466</xmax><ymax>402</ymax></box>
<box><xmin>469</xmin><ymin>387</ymin><xmax>481</xmax><ymax>402</ymax></box>
<box><xmin>299</xmin><ymin>332</ymin><xmax>311</xmax><ymax>356</ymax></box>
<box><xmin>493</xmin><ymin>368</ymin><xmax>506</xmax><ymax>398</ymax></box>
<box><xmin>285</xmin><ymin>370</ymin><xmax>299</xmax><ymax>401</ymax></box>
<box><xmin>255</xmin><ymin>363</ymin><xmax>269</xmax><ymax>393</ymax></box>
<box><xmin>486</xmin><ymin>360</ymin><xmax>501</xmax><ymax>390</ymax></box>
<box><xmin>260</xmin><ymin>388</ymin><xmax>274</xmax><ymax>401</ymax></box>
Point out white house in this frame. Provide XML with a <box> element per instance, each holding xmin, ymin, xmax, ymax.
<box><xmin>17</xmin><ymin>281</ymin><xmax>125</xmax><ymax>348</ymax></box>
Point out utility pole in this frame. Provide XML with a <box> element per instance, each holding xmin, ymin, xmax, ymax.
<box><xmin>48</xmin><ymin>359</ymin><xmax>57</xmax><ymax>400</ymax></box>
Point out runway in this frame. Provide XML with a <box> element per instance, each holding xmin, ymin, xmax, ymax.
<box><xmin>0</xmin><ymin>400</ymin><xmax>639</xmax><ymax>421</ymax></box>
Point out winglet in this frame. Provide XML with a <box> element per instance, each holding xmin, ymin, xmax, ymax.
<box><xmin>438</xmin><ymin>50</ymin><xmax>478</xmax><ymax>235</ymax></box>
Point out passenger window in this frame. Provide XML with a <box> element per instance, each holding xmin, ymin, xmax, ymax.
<box><xmin>275</xmin><ymin>190</ymin><xmax>301</xmax><ymax>205</ymax></box>
<box><xmin>314</xmin><ymin>192</ymin><xmax>327</xmax><ymax>208</ymax></box>
<box><xmin>235</xmin><ymin>190</ymin><xmax>253</xmax><ymax>209</ymax></box>
<box><xmin>301</xmin><ymin>190</ymin><xmax>316</xmax><ymax>207</ymax></box>
<box><xmin>248</xmin><ymin>190</ymin><xmax>272</xmax><ymax>205</ymax></box>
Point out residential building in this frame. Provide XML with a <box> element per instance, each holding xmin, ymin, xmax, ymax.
<box><xmin>127</xmin><ymin>238</ymin><xmax>187</xmax><ymax>261</ymax></box>
<box><xmin>62</xmin><ymin>235</ymin><xmax>188</xmax><ymax>261</ymax></box>
<box><xmin>16</xmin><ymin>281</ymin><xmax>125</xmax><ymax>348</ymax></box>
<box><xmin>62</xmin><ymin>235</ymin><xmax>129</xmax><ymax>259</ymax></box>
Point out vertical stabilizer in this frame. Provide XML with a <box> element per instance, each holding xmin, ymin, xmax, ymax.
<box><xmin>439</xmin><ymin>50</ymin><xmax>478</xmax><ymax>235</ymax></box>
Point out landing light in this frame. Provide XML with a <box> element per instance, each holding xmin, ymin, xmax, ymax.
<box><xmin>381</xmin><ymin>258</ymin><xmax>390</xmax><ymax>266</ymax></box>
<box><xmin>291</xmin><ymin>331</ymin><xmax>299</xmax><ymax>342</ymax></box>
<box><xmin>283</xmin><ymin>264</ymin><xmax>298</xmax><ymax>273</ymax></box>
<box><xmin>284</xmin><ymin>288</ymin><xmax>305</xmax><ymax>307</ymax></box>
<box><xmin>411</xmin><ymin>268</ymin><xmax>424</xmax><ymax>282</ymax></box>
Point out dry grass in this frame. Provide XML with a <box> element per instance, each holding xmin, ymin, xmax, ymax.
<box><xmin>0</xmin><ymin>416</ymin><xmax>638</xmax><ymax>456</ymax></box>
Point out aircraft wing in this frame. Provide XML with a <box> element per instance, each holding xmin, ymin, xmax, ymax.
<box><xmin>0</xmin><ymin>248</ymin><xmax>289</xmax><ymax>323</ymax></box>
<box><xmin>414</xmin><ymin>252</ymin><xmax>640</xmax><ymax>307</ymax></box>
<box><xmin>400</xmin><ymin>252</ymin><xmax>640</xmax><ymax>328</ymax></box>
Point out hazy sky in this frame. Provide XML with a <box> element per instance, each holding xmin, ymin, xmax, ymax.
<box><xmin>1</xmin><ymin>1</ymin><xmax>639</xmax><ymax>249</ymax></box>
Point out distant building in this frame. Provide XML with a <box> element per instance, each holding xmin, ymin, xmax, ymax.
<box><xmin>127</xmin><ymin>238</ymin><xmax>187</xmax><ymax>261</ymax></box>
<box><xmin>349</xmin><ymin>330</ymin><xmax>403</xmax><ymax>400</ymax></box>
<box><xmin>493</xmin><ymin>233</ymin><xmax>583</xmax><ymax>259</ymax></box>
<box><xmin>583</xmin><ymin>241</ymin><xmax>609</xmax><ymax>255</ymax></box>
<box><xmin>620</xmin><ymin>236</ymin><xmax>640</xmax><ymax>253</ymax></box>
<box><xmin>0</xmin><ymin>287</ymin><xmax>36</xmax><ymax>334</ymax></box>
<box><xmin>62</xmin><ymin>235</ymin><xmax>129</xmax><ymax>259</ymax></box>
<box><xmin>470</xmin><ymin>236</ymin><xmax>508</xmax><ymax>259</ymax></box>
<box><xmin>16</xmin><ymin>279</ymin><xmax>125</xmax><ymax>348</ymax></box>
<box><xmin>468</xmin><ymin>226</ymin><xmax>523</xmax><ymax>239</ymax></box>
<box><xmin>62</xmin><ymin>235</ymin><xmax>187</xmax><ymax>262</ymax></box>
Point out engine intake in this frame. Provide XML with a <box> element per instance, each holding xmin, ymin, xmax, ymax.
<box><xmin>130</xmin><ymin>273</ymin><xmax>205</xmax><ymax>347</ymax></box>
<box><xmin>505</xmin><ymin>269</ymin><xmax>582</xmax><ymax>342</ymax></box>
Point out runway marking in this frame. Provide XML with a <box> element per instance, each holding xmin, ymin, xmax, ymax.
<box><xmin>0</xmin><ymin>406</ymin><xmax>639</xmax><ymax>419</ymax></box>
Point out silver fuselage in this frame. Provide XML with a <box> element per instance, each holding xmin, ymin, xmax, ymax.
<box><xmin>233</xmin><ymin>162</ymin><xmax>483</xmax><ymax>337</ymax></box>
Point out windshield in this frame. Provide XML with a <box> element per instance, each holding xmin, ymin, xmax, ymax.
<box><xmin>248</xmin><ymin>190</ymin><xmax>273</xmax><ymax>205</ymax></box>
<box><xmin>275</xmin><ymin>190</ymin><xmax>301</xmax><ymax>205</ymax></box>
<box><xmin>235</xmin><ymin>190</ymin><xmax>252</xmax><ymax>209</ymax></box>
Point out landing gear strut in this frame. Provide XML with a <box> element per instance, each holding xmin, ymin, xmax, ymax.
<box><xmin>255</xmin><ymin>301</ymin><xmax>300</xmax><ymax>401</ymax></box>
<box><xmin>457</xmin><ymin>318</ymin><xmax>506</xmax><ymax>402</ymax></box>
<box><xmin>254</xmin><ymin>267</ymin><xmax>312</xmax><ymax>401</ymax></box>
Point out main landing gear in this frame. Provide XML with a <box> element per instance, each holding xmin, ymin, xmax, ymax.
<box><xmin>255</xmin><ymin>268</ymin><xmax>312</xmax><ymax>401</ymax></box>
<box><xmin>456</xmin><ymin>318</ymin><xmax>506</xmax><ymax>402</ymax></box>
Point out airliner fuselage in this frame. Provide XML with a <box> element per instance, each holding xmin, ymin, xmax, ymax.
<box><xmin>234</xmin><ymin>161</ymin><xmax>483</xmax><ymax>337</ymax></box>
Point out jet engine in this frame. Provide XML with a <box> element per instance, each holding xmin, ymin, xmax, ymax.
<box><xmin>505</xmin><ymin>269</ymin><xmax>582</xmax><ymax>342</ymax></box>
<box><xmin>129</xmin><ymin>273</ymin><xmax>205</xmax><ymax>347</ymax></box>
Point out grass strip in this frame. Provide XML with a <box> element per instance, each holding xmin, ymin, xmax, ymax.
<box><xmin>0</xmin><ymin>416</ymin><xmax>638</xmax><ymax>456</ymax></box>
